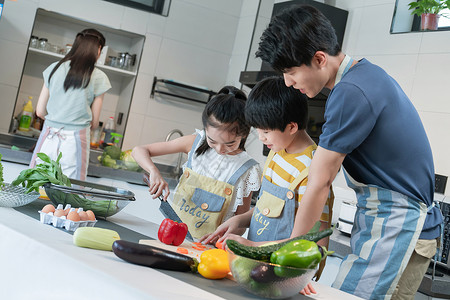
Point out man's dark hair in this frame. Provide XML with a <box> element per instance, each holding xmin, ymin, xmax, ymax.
<box><xmin>245</xmin><ymin>76</ymin><xmax>308</xmax><ymax>131</ymax></box>
<box><xmin>256</xmin><ymin>5</ymin><xmax>340</xmax><ymax>73</ymax></box>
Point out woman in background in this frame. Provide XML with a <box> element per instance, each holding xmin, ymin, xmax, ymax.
<box><xmin>30</xmin><ymin>28</ymin><xmax>111</xmax><ymax>180</ymax></box>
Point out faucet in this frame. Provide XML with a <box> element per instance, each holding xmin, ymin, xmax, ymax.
<box><xmin>165</xmin><ymin>129</ymin><xmax>184</xmax><ymax>176</ymax></box>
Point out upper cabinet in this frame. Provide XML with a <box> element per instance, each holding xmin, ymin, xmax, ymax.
<box><xmin>11</xmin><ymin>8</ymin><xmax>145</xmax><ymax>147</ymax></box>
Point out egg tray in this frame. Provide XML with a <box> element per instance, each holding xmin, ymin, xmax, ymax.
<box><xmin>38</xmin><ymin>210</ymin><xmax>97</xmax><ymax>232</ymax></box>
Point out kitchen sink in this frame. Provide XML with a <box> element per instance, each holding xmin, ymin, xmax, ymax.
<box><xmin>0</xmin><ymin>132</ymin><xmax>180</xmax><ymax>188</ymax></box>
<box><xmin>0</xmin><ymin>132</ymin><xmax>37</xmax><ymax>152</ymax></box>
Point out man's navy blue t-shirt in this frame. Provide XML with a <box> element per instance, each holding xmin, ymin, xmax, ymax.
<box><xmin>319</xmin><ymin>59</ymin><xmax>442</xmax><ymax>239</ymax></box>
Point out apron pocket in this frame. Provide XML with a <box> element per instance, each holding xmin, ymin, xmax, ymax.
<box><xmin>191</xmin><ymin>188</ymin><xmax>226</xmax><ymax>212</ymax></box>
<box><xmin>255</xmin><ymin>191</ymin><xmax>285</xmax><ymax>218</ymax></box>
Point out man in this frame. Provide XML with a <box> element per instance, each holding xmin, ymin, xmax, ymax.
<box><xmin>256</xmin><ymin>5</ymin><xmax>443</xmax><ymax>300</ymax></box>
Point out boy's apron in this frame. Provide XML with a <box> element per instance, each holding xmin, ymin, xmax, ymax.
<box><xmin>171</xmin><ymin>134</ymin><xmax>258</xmax><ymax>239</ymax></box>
<box><xmin>330</xmin><ymin>55</ymin><xmax>428</xmax><ymax>299</ymax></box>
<box><xmin>30</xmin><ymin>122</ymin><xmax>90</xmax><ymax>180</ymax></box>
<box><xmin>248</xmin><ymin>150</ymin><xmax>309</xmax><ymax>242</ymax></box>
<box><xmin>332</xmin><ymin>169</ymin><xmax>427</xmax><ymax>299</ymax></box>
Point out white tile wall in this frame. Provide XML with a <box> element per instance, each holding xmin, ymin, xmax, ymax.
<box><xmin>122</xmin><ymin>112</ymin><xmax>145</xmax><ymax>151</ymax></box>
<box><xmin>39</xmin><ymin>0</ymin><xmax>125</xmax><ymax>30</ymax></box>
<box><xmin>163</xmin><ymin>1</ymin><xmax>239</xmax><ymax>54</ymax></box>
<box><xmin>155</xmin><ymin>38</ymin><xmax>231</xmax><ymax>90</ymax></box>
<box><xmin>121</xmin><ymin>7</ymin><xmax>151</xmax><ymax>36</ymax></box>
<box><xmin>412</xmin><ymin>53</ymin><xmax>450</xmax><ymax>114</ymax></box>
<box><xmin>0</xmin><ymin>0</ymin><xmax>37</xmax><ymax>44</ymax></box>
<box><xmin>139</xmin><ymin>34</ymin><xmax>163</xmax><ymax>76</ymax></box>
<box><xmin>181</xmin><ymin>0</ymin><xmax>243</xmax><ymax>17</ymax></box>
<box><xmin>421</xmin><ymin>111</ymin><xmax>450</xmax><ymax>176</ymax></box>
<box><xmin>0</xmin><ymin>40</ymin><xmax>28</xmax><ymax>87</ymax></box>
<box><xmin>0</xmin><ymin>84</ymin><xmax>19</xmax><ymax>132</ymax></box>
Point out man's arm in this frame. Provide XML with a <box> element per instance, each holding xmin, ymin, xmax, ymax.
<box><xmin>291</xmin><ymin>146</ymin><xmax>346</xmax><ymax>237</ymax></box>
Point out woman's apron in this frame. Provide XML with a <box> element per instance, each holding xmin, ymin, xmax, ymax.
<box><xmin>248</xmin><ymin>150</ymin><xmax>310</xmax><ymax>242</ymax></box>
<box><xmin>171</xmin><ymin>134</ymin><xmax>258</xmax><ymax>240</ymax></box>
<box><xmin>331</xmin><ymin>55</ymin><xmax>427</xmax><ymax>299</ymax></box>
<box><xmin>30</xmin><ymin>122</ymin><xmax>90</xmax><ymax>181</ymax></box>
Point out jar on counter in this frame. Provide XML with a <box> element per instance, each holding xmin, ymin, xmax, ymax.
<box><xmin>38</xmin><ymin>38</ymin><xmax>48</xmax><ymax>51</ymax></box>
<box><xmin>30</xmin><ymin>36</ymin><xmax>39</xmax><ymax>48</ymax></box>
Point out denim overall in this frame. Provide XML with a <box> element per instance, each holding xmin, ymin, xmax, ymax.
<box><xmin>331</xmin><ymin>56</ymin><xmax>428</xmax><ymax>299</ymax></box>
<box><xmin>171</xmin><ymin>134</ymin><xmax>258</xmax><ymax>239</ymax></box>
<box><xmin>248</xmin><ymin>151</ymin><xmax>309</xmax><ymax>242</ymax></box>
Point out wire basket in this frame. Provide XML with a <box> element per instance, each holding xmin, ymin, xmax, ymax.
<box><xmin>0</xmin><ymin>183</ymin><xmax>40</xmax><ymax>208</ymax></box>
<box><xmin>44</xmin><ymin>178</ymin><xmax>135</xmax><ymax>219</ymax></box>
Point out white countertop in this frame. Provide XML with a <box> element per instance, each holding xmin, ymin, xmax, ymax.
<box><xmin>0</xmin><ymin>205</ymin><xmax>365</xmax><ymax>300</ymax></box>
<box><xmin>0</xmin><ymin>160</ymin><xmax>362</xmax><ymax>300</ymax></box>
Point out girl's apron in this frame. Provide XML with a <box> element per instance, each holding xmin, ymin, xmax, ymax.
<box><xmin>171</xmin><ymin>134</ymin><xmax>258</xmax><ymax>240</ymax></box>
<box><xmin>30</xmin><ymin>122</ymin><xmax>90</xmax><ymax>181</ymax></box>
<box><xmin>248</xmin><ymin>150</ymin><xmax>310</xmax><ymax>242</ymax></box>
<box><xmin>331</xmin><ymin>56</ymin><xmax>427</xmax><ymax>299</ymax></box>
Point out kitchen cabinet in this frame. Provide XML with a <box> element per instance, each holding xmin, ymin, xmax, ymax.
<box><xmin>11</xmin><ymin>9</ymin><xmax>145</xmax><ymax>147</ymax></box>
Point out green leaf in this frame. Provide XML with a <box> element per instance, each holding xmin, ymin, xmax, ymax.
<box><xmin>36</xmin><ymin>152</ymin><xmax>51</xmax><ymax>164</ymax></box>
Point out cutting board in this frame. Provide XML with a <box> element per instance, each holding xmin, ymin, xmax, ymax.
<box><xmin>139</xmin><ymin>239</ymin><xmax>216</xmax><ymax>260</ymax></box>
<box><xmin>139</xmin><ymin>239</ymin><xmax>234</xmax><ymax>280</ymax></box>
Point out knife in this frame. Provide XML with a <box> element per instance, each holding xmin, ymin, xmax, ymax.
<box><xmin>143</xmin><ymin>174</ymin><xmax>194</xmax><ymax>241</ymax></box>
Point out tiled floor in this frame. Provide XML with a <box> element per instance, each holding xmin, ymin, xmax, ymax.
<box><xmin>318</xmin><ymin>255</ymin><xmax>448</xmax><ymax>300</ymax></box>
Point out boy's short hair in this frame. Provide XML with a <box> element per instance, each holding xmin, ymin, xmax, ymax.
<box><xmin>245</xmin><ymin>76</ymin><xmax>308</xmax><ymax>131</ymax></box>
<box><xmin>256</xmin><ymin>5</ymin><xmax>340</xmax><ymax>73</ymax></box>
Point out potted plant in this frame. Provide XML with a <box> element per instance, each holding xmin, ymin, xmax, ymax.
<box><xmin>408</xmin><ymin>0</ymin><xmax>450</xmax><ymax>30</ymax></box>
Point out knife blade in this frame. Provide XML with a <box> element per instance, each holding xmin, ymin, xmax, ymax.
<box><xmin>143</xmin><ymin>174</ymin><xmax>194</xmax><ymax>241</ymax></box>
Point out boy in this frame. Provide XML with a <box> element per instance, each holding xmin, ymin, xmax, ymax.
<box><xmin>255</xmin><ymin>5</ymin><xmax>442</xmax><ymax>300</ymax></box>
<box><xmin>202</xmin><ymin>76</ymin><xmax>333</xmax><ymax>262</ymax></box>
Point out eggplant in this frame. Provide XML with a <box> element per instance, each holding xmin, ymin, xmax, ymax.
<box><xmin>250</xmin><ymin>264</ymin><xmax>278</xmax><ymax>283</ymax></box>
<box><xmin>112</xmin><ymin>240</ymin><xmax>198</xmax><ymax>272</ymax></box>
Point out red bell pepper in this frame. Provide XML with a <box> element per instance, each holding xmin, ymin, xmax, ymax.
<box><xmin>158</xmin><ymin>218</ymin><xmax>188</xmax><ymax>246</ymax></box>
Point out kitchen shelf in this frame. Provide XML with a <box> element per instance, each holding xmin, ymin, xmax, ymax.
<box><xmin>28</xmin><ymin>47</ymin><xmax>137</xmax><ymax>77</ymax></box>
<box><xmin>151</xmin><ymin>76</ymin><xmax>216</xmax><ymax>105</ymax></box>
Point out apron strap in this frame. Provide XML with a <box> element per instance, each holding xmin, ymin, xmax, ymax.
<box><xmin>227</xmin><ymin>158</ymin><xmax>258</xmax><ymax>185</ymax></box>
<box><xmin>186</xmin><ymin>132</ymin><xmax>203</xmax><ymax>169</ymax></box>
<box><xmin>262</xmin><ymin>150</ymin><xmax>276</xmax><ymax>176</ymax></box>
<box><xmin>335</xmin><ymin>55</ymin><xmax>354</xmax><ymax>86</ymax></box>
<box><xmin>288</xmin><ymin>167</ymin><xmax>309</xmax><ymax>191</ymax></box>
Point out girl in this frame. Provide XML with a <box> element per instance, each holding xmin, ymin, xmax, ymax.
<box><xmin>132</xmin><ymin>86</ymin><xmax>262</xmax><ymax>240</ymax></box>
<box><xmin>30</xmin><ymin>28</ymin><xmax>111</xmax><ymax>180</ymax></box>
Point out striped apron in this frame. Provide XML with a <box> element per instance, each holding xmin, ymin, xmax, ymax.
<box><xmin>30</xmin><ymin>122</ymin><xmax>90</xmax><ymax>180</ymax></box>
<box><xmin>332</xmin><ymin>170</ymin><xmax>427</xmax><ymax>299</ymax></box>
<box><xmin>331</xmin><ymin>56</ymin><xmax>427</xmax><ymax>299</ymax></box>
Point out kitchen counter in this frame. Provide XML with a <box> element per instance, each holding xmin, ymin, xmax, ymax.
<box><xmin>0</xmin><ymin>202</ymin><xmax>362</xmax><ymax>300</ymax></box>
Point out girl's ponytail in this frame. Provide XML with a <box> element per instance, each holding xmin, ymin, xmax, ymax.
<box><xmin>195</xmin><ymin>86</ymin><xmax>250</xmax><ymax>156</ymax></box>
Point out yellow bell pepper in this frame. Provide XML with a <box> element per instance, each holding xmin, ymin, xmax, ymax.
<box><xmin>198</xmin><ymin>249</ymin><xmax>230</xmax><ymax>279</ymax></box>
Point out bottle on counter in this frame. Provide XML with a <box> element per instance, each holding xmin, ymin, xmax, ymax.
<box><xmin>18</xmin><ymin>97</ymin><xmax>34</xmax><ymax>132</ymax></box>
<box><xmin>100</xmin><ymin>117</ymin><xmax>116</xmax><ymax>148</ymax></box>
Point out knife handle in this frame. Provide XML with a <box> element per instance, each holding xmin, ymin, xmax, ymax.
<box><xmin>144</xmin><ymin>173</ymin><xmax>166</xmax><ymax>202</ymax></box>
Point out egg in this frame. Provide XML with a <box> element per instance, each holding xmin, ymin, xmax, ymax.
<box><xmin>42</xmin><ymin>204</ymin><xmax>55</xmax><ymax>214</ymax></box>
<box><xmin>54</xmin><ymin>209</ymin><xmax>65</xmax><ymax>217</ymax></box>
<box><xmin>79</xmin><ymin>211</ymin><xmax>89</xmax><ymax>221</ymax></box>
<box><xmin>86</xmin><ymin>210</ymin><xmax>96</xmax><ymax>221</ymax></box>
<box><xmin>67</xmin><ymin>211</ymin><xmax>80</xmax><ymax>222</ymax></box>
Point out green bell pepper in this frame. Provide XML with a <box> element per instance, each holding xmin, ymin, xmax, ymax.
<box><xmin>270</xmin><ymin>240</ymin><xmax>332</xmax><ymax>278</ymax></box>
